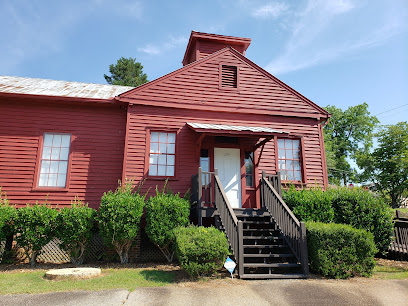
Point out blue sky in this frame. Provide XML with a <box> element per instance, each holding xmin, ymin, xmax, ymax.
<box><xmin>1</xmin><ymin>0</ymin><xmax>407</xmax><ymax>126</ymax></box>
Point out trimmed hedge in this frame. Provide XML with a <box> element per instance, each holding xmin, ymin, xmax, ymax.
<box><xmin>98</xmin><ymin>182</ymin><xmax>145</xmax><ymax>264</ymax></box>
<box><xmin>145</xmin><ymin>188</ymin><xmax>190</xmax><ymax>262</ymax></box>
<box><xmin>13</xmin><ymin>203</ymin><xmax>58</xmax><ymax>266</ymax></box>
<box><xmin>55</xmin><ymin>199</ymin><xmax>96</xmax><ymax>265</ymax></box>
<box><xmin>283</xmin><ymin>187</ymin><xmax>393</xmax><ymax>253</ymax></box>
<box><xmin>306</xmin><ymin>221</ymin><xmax>377</xmax><ymax>279</ymax></box>
<box><xmin>173</xmin><ymin>226</ymin><xmax>229</xmax><ymax>277</ymax></box>
<box><xmin>0</xmin><ymin>190</ymin><xmax>15</xmax><ymax>242</ymax></box>
<box><xmin>282</xmin><ymin>186</ymin><xmax>334</xmax><ymax>222</ymax></box>
<box><xmin>330</xmin><ymin>188</ymin><xmax>393</xmax><ymax>254</ymax></box>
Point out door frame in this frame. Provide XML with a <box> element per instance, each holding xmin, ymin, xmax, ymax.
<box><xmin>214</xmin><ymin>147</ymin><xmax>242</xmax><ymax>208</ymax></box>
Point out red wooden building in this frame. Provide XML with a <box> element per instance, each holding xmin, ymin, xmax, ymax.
<box><xmin>0</xmin><ymin>32</ymin><xmax>330</xmax><ymax>278</ymax></box>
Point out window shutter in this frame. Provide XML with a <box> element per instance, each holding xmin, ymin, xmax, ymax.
<box><xmin>221</xmin><ymin>65</ymin><xmax>237</xmax><ymax>88</ymax></box>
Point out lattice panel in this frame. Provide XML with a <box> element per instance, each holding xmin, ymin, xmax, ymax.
<box><xmin>37</xmin><ymin>238</ymin><xmax>70</xmax><ymax>263</ymax></box>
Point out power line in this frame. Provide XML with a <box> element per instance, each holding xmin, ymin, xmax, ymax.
<box><xmin>374</xmin><ymin>103</ymin><xmax>408</xmax><ymax>116</ymax></box>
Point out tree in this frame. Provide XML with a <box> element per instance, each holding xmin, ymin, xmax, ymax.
<box><xmin>104</xmin><ymin>57</ymin><xmax>148</xmax><ymax>87</ymax></box>
<box><xmin>357</xmin><ymin>122</ymin><xmax>408</xmax><ymax>208</ymax></box>
<box><xmin>323</xmin><ymin>103</ymin><xmax>379</xmax><ymax>185</ymax></box>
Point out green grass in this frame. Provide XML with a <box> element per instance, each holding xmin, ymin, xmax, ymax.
<box><xmin>373</xmin><ymin>265</ymin><xmax>408</xmax><ymax>280</ymax></box>
<box><xmin>0</xmin><ymin>268</ymin><xmax>175</xmax><ymax>295</ymax></box>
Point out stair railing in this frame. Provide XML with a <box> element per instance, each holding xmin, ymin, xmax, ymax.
<box><xmin>192</xmin><ymin>167</ymin><xmax>216</xmax><ymax>226</ymax></box>
<box><xmin>213</xmin><ymin>170</ymin><xmax>244</xmax><ymax>277</ymax></box>
<box><xmin>261</xmin><ymin>171</ymin><xmax>309</xmax><ymax>276</ymax></box>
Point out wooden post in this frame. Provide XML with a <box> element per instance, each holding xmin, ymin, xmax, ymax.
<box><xmin>299</xmin><ymin>222</ymin><xmax>309</xmax><ymax>276</ymax></box>
<box><xmin>238</xmin><ymin>220</ymin><xmax>244</xmax><ymax>278</ymax></box>
<box><xmin>276</xmin><ymin>171</ymin><xmax>282</xmax><ymax>196</ymax></box>
<box><xmin>198</xmin><ymin>167</ymin><xmax>202</xmax><ymax>226</ymax></box>
<box><xmin>261</xmin><ymin>171</ymin><xmax>266</xmax><ymax>209</ymax></box>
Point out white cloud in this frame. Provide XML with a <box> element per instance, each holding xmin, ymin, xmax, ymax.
<box><xmin>137</xmin><ymin>44</ymin><xmax>161</xmax><ymax>55</ymax></box>
<box><xmin>251</xmin><ymin>2</ymin><xmax>288</xmax><ymax>19</ymax></box>
<box><xmin>265</xmin><ymin>0</ymin><xmax>408</xmax><ymax>75</ymax></box>
<box><xmin>138</xmin><ymin>35</ymin><xmax>188</xmax><ymax>56</ymax></box>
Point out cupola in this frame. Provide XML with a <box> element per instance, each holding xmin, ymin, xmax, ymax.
<box><xmin>182</xmin><ymin>31</ymin><xmax>251</xmax><ymax>66</ymax></box>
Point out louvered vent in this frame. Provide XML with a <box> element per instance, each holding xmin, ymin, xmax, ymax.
<box><xmin>221</xmin><ymin>65</ymin><xmax>237</xmax><ymax>88</ymax></box>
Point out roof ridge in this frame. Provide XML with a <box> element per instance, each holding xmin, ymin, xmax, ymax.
<box><xmin>0</xmin><ymin>75</ymin><xmax>134</xmax><ymax>89</ymax></box>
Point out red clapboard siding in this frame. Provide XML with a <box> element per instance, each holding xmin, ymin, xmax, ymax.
<box><xmin>124</xmin><ymin>105</ymin><xmax>325</xmax><ymax>198</ymax></box>
<box><xmin>0</xmin><ymin>98</ymin><xmax>126</xmax><ymax>208</ymax></box>
<box><xmin>121</xmin><ymin>49</ymin><xmax>323</xmax><ymax>118</ymax></box>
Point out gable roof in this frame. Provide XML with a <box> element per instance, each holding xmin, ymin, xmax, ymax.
<box><xmin>0</xmin><ymin>76</ymin><xmax>134</xmax><ymax>100</ymax></box>
<box><xmin>119</xmin><ymin>47</ymin><xmax>330</xmax><ymax>118</ymax></box>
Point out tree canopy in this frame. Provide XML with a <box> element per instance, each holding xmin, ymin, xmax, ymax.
<box><xmin>104</xmin><ymin>57</ymin><xmax>148</xmax><ymax>87</ymax></box>
<box><xmin>357</xmin><ymin>122</ymin><xmax>408</xmax><ymax>207</ymax></box>
<box><xmin>323</xmin><ymin>103</ymin><xmax>379</xmax><ymax>185</ymax></box>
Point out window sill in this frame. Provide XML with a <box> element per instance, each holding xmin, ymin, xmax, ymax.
<box><xmin>32</xmin><ymin>187</ymin><xmax>69</xmax><ymax>192</ymax></box>
<box><xmin>147</xmin><ymin>176</ymin><xmax>178</xmax><ymax>181</ymax></box>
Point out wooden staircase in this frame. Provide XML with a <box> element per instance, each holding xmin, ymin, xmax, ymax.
<box><xmin>192</xmin><ymin>168</ymin><xmax>309</xmax><ymax>279</ymax></box>
<box><xmin>234</xmin><ymin>208</ymin><xmax>306</xmax><ymax>279</ymax></box>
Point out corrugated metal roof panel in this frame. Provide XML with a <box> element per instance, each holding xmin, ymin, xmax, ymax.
<box><xmin>0</xmin><ymin>76</ymin><xmax>134</xmax><ymax>100</ymax></box>
<box><xmin>187</xmin><ymin>122</ymin><xmax>289</xmax><ymax>134</ymax></box>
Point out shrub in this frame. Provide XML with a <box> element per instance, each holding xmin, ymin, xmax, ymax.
<box><xmin>306</xmin><ymin>221</ymin><xmax>377</xmax><ymax>279</ymax></box>
<box><xmin>173</xmin><ymin>226</ymin><xmax>230</xmax><ymax>277</ymax></box>
<box><xmin>55</xmin><ymin>198</ymin><xmax>96</xmax><ymax>265</ymax></box>
<box><xmin>98</xmin><ymin>181</ymin><xmax>145</xmax><ymax>264</ymax></box>
<box><xmin>13</xmin><ymin>203</ymin><xmax>58</xmax><ymax>266</ymax></box>
<box><xmin>283</xmin><ymin>186</ymin><xmax>334</xmax><ymax>222</ymax></box>
<box><xmin>145</xmin><ymin>187</ymin><xmax>190</xmax><ymax>262</ymax></box>
<box><xmin>0</xmin><ymin>189</ymin><xmax>15</xmax><ymax>242</ymax></box>
<box><xmin>329</xmin><ymin>187</ymin><xmax>394</xmax><ymax>254</ymax></box>
<box><xmin>283</xmin><ymin>186</ymin><xmax>393</xmax><ymax>253</ymax></box>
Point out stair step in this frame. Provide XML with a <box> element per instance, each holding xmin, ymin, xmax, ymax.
<box><xmin>243</xmin><ymin>263</ymin><xmax>300</xmax><ymax>268</ymax></box>
<box><xmin>243</xmin><ymin>228</ymin><xmax>278</xmax><ymax>233</ymax></box>
<box><xmin>242</xmin><ymin>221</ymin><xmax>272</xmax><ymax>225</ymax></box>
<box><xmin>243</xmin><ymin>236</ymin><xmax>281</xmax><ymax>240</ymax></box>
<box><xmin>243</xmin><ymin>253</ymin><xmax>294</xmax><ymax>258</ymax></box>
<box><xmin>244</xmin><ymin>244</ymin><xmax>288</xmax><ymax>248</ymax></box>
<box><xmin>240</xmin><ymin>273</ymin><xmax>307</xmax><ymax>279</ymax></box>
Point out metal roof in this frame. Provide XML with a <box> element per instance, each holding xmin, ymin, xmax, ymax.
<box><xmin>187</xmin><ymin>122</ymin><xmax>289</xmax><ymax>135</ymax></box>
<box><xmin>0</xmin><ymin>76</ymin><xmax>134</xmax><ymax>100</ymax></box>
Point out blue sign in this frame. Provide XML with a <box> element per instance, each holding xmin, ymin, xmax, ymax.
<box><xmin>224</xmin><ymin>257</ymin><xmax>236</xmax><ymax>278</ymax></box>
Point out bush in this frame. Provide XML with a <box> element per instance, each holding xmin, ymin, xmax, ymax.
<box><xmin>283</xmin><ymin>186</ymin><xmax>334</xmax><ymax>222</ymax></box>
<box><xmin>283</xmin><ymin>186</ymin><xmax>393</xmax><ymax>253</ymax></box>
<box><xmin>0</xmin><ymin>189</ymin><xmax>15</xmax><ymax>242</ymax></box>
<box><xmin>306</xmin><ymin>221</ymin><xmax>377</xmax><ymax>279</ymax></box>
<box><xmin>13</xmin><ymin>203</ymin><xmax>58</xmax><ymax>266</ymax></box>
<box><xmin>98</xmin><ymin>181</ymin><xmax>145</xmax><ymax>264</ymax></box>
<box><xmin>173</xmin><ymin>226</ymin><xmax>230</xmax><ymax>277</ymax></box>
<box><xmin>55</xmin><ymin>198</ymin><xmax>96</xmax><ymax>265</ymax></box>
<box><xmin>329</xmin><ymin>187</ymin><xmax>394</xmax><ymax>254</ymax></box>
<box><xmin>145</xmin><ymin>187</ymin><xmax>190</xmax><ymax>262</ymax></box>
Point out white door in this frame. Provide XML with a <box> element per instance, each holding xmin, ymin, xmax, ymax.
<box><xmin>214</xmin><ymin>148</ymin><xmax>242</xmax><ymax>208</ymax></box>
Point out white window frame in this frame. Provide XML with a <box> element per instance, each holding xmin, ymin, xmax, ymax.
<box><xmin>38</xmin><ymin>133</ymin><xmax>71</xmax><ymax>188</ymax></box>
<box><xmin>148</xmin><ymin>131</ymin><xmax>176</xmax><ymax>177</ymax></box>
<box><xmin>277</xmin><ymin>138</ymin><xmax>303</xmax><ymax>182</ymax></box>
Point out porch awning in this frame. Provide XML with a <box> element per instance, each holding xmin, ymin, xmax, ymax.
<box><xmin>187</xmin><ymin>122</ymin><xmax>289</xmax><ymax>137</ymax></box>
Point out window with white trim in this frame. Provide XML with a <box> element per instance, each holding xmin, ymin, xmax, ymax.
<box><xmin>38</xmin><ymin>133</ymin><xmax>71</xmax><ymax>187</ymax></box>
<box><xmin>149</xmin><ymin>132</ymin><xmax>176</xmax><ymax>176</ymax></box>
<box><xmin>277</xmin><ymin>138</ymin><xmax>302</xmax><ymax>182</ymax></box>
